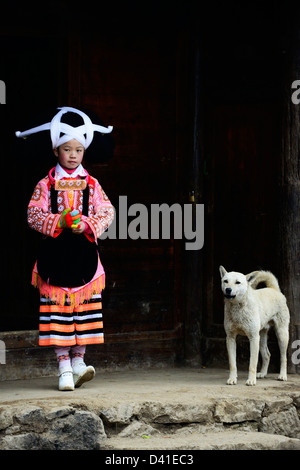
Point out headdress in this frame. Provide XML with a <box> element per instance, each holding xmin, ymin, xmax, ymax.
<box><xmin>16</xmin><ymin>106</ymin><xmax>113</xmax><ymax>149</ymax></box>
<box><xmin>15</xmin><ymin>106</ymin><xmax>115</xmax><ymax>164</ymax></box>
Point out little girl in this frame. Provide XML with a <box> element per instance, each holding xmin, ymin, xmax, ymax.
<box><xmin>16</xmin><ymin>107</ymin><xmax>114</xmax><ymax>391</ymax></box>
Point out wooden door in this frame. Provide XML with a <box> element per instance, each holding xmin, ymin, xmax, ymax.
<box><xmin>202</xmin><ymin>103</ymin><xmax>282</xmax><ymax>367</ymax></box>
<box><xmin>67</xmin><ymin>31</ymin><xmax>185</xmax><ymax>366</ymax></box>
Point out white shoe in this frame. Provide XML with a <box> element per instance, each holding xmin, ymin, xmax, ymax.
<box><xmin>58</xmin><ymin>370</ymin><xmax>74</xmax><ymax>391</ymax></box>
<box><xmin>72</xmin><ymin>362</ymin><xmax>95</xmax><ymax>388</ymax></box>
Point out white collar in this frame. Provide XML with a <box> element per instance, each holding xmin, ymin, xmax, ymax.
<box><xmin>55</xmin><ymin>163</ymin><xmax>88</xmax><ymax>180</ymax></box>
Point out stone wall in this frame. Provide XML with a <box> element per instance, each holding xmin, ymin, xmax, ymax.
<box><xmin>2</xmin><ymin>393</ymin><xmax>300</xmax><ymax>450</ymax></box>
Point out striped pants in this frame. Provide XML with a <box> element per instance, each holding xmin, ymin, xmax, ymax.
<box><xmin>39</xmin><ymin>294</ymin><xmax>104</xmax><ymax>347</ymax></box>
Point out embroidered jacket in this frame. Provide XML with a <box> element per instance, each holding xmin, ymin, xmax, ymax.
<box><xmin>27</xmin><ymin>164</ymin><xmax>114</xmax><ymax>306</ymax></box>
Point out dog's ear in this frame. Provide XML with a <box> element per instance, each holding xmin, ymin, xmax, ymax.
<box><xmin>246</xmin><ymin>271</ymin><xmax>259</xmax><ymax>284</ymax></box>
<box><xmin>219</xmin><ymin>266</ymin><xmax>227</xmax><ymax>278</ymax></box>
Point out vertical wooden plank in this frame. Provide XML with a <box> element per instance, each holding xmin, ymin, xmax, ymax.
<box><xmin>280</xmin><ymin>27</ymin><xmax>300</xmax><ymax>373</ymax></box>
<box><xmin>181</xmin><ymin>31</ymin><xmax>204</xmax><ymax>365</ymax></box>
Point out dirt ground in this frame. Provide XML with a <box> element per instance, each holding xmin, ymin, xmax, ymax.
<box><xmin>1</xmin><ymin>366</ymin><xmax>300</xmax><ymax>407</ymax></box>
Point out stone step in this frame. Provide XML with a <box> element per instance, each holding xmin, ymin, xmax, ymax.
<box><xmin>102</xmin><ymin>430</ymin><xmax>300</xmax><ymax>451</ymax></box>
<box><xmin>1</xmin><ymin>369</ymin><xmax>300</xmax><ymax>450</ymax></box>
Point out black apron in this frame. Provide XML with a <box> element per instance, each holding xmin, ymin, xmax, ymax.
<box><xmin>36</xmin><ymin>184</ymin><xmax>98</xmax><ymax>287</ymax></box>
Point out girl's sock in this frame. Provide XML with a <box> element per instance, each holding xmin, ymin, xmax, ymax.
<box><xmin>55</xmin><ymin>347</ymin><xmax>72</xmax><ymax>372</ymax></box>
<box><xmin>71</xmin><ymin>345</ymin><xmax>86</xmax><ymax>367</ymax></box>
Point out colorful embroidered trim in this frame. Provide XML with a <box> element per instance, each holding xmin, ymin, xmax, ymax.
<box><xmin>32</xmin><ymin>271</ymin><xmax>105</xmax><ymax>308</ymax></box>
<box><xmin>72</xmin><ymin>352</ymin><xmax>84</xmax><ymax>359</ymax></box>
<box><xmin>57</xmin><ymin>354</ymin><xmax>70</xmax><ymax>362</ymax></box>
<box><xmin>55</xmin><ymin>179</ymin><xmax>87</xmax><ymax>191</ymax></box>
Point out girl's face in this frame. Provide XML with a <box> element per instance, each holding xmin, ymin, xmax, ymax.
<box><xmin>54</xmin><ymin>139</ymin><xmax>84</xmax><ymax>170</ymax></box>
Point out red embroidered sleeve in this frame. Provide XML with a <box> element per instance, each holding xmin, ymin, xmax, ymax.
<box><xmin>27</xmin><ymin>177</ymin><xmax>61</xmax><ymax>238</ymax></box>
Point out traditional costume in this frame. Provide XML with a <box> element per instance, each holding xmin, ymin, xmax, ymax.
<box><xmin>17</xmin><ymin>107</ymin><xmax>114</xmax><ymax>390</ymax></box>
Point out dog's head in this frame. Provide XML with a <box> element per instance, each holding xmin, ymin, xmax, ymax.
<box><xmin>219</xmin><ymin>266</ymin><xmax>248</xmax><ymax>302</ymax></box>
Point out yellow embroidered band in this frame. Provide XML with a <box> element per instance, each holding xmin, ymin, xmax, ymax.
<box><xmin>54</xmin><ymin>179</ymin><xmax>87</xmax><ymax>191</ymax></box>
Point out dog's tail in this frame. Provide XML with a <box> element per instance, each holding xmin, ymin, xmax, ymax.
<box><xmin>246</xmin><ymin>270</ymin><xmax>281</xmax><ymax>292</ymax></box>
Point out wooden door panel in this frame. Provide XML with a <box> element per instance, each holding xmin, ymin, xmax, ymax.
<box><xmin>70</xmin><ymin>32</ymin><xmax>183</xmax><ymax>346</ymax></box>
<box><xmin>204</xmin><ymin>103</ymin><xmax>280</xmax><ymax>333</ymax></box>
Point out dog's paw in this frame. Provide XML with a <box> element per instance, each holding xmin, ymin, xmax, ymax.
<box><xmin>246</xmin><ymin>378</ymin><xmax>256</xmax><ymax>386</ymax></box>
<box><xmin>227</xmin><ymin>377</ymin><xmax>237</xmax><ymax>385</ymax></box>
<box><xmin>277</xmin><ymin>374</ymin><xmax>287</xmax><ymax>381</ymax></box>
<box><xmin>256</xmin><ymin>372</ymin><xmax>266</xmax><ymax>379</ymax></box>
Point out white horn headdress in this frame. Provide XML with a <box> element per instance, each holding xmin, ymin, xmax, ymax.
<box><xmin>15</xmin><ymin>106</ymin><xmax>113</xmax><ymax>149</ymax></box>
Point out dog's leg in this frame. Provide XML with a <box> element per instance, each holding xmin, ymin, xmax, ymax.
<box><xmin>226</xmin><ymin>334</ymin><xmax>237</xmax><ymax>384</ymax></box>
<box><xmin>257</xmin><ymin>329</ymin><xmax>270</xmax><ymax>378</ymax></box>
<box><xmin>246</xmin><ymin>335</ymin><xmax>260</xmax><ymax>385</ymax></box>
<box><xmin>274</xmin><ymin>319</ymin><xmax>289</xmax><ymax>381</ymax></box>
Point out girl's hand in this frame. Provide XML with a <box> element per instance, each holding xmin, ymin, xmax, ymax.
<box><xmin>57</xmin><ymin>208</ymin><xmax>81</xmax><ymax>229</ymax></box>
<box><xmin>71</xmin><ymin>221</ymin><xmax>86</xmax><ymax>234</ymax></box>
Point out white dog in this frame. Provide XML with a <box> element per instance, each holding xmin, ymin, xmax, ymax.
<box><xmin>219</xmin><ymin>266</ymin><xmax>290</xmax><ymax>386</ymax></box>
